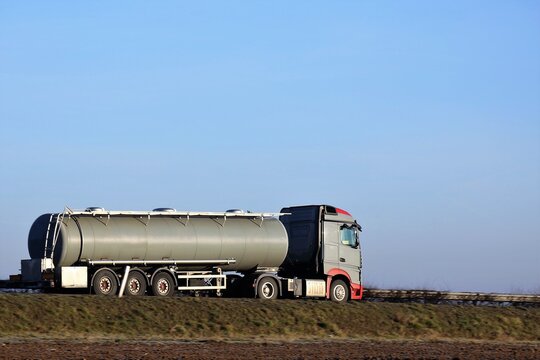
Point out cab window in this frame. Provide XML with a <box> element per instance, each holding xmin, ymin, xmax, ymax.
<box><xmin>340</xmin><ymin>226</ymin><xmax>357</xmax><ymax>247</ymax></box>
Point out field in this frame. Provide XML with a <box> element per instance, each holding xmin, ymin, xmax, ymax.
<box><xmin>0</xmin><ymin>293</ymin><xmax>539</xmax><ymax>359</ymax></box>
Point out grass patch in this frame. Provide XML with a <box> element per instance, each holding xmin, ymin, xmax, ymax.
<box><xmin>0</xmin><ymin>294</ymin><xmax>538</xmax><ymax>342</ymax></box>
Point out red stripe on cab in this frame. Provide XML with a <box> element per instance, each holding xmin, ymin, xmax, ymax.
<box><xmin>336</xmin><ymin>208</ymin><xmax>352</xmax><ymax>217</ymax></box>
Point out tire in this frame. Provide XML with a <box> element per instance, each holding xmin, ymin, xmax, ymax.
<box><xmin>152</xmin><ymin>272</ymin><xmax>176</xmax><ymax>297</ymax></box>
<box><xmin>257</xmin><ymin>277</ymin><xmax>279</xmax><ymax>300</ymax></box>
<box><xmin>330</xmin><ymin>279</ymin><xmax>349</xmax><ymax>303</ymax></box>
<box><xmin>93</xmin><ymin>269</ymin><xmax>118</xmax><ymax>296</ymax></box>
<box><xmin>125</xmin><ymin>271</ymin><xmax>147</xmax><ymax>296</ymax></box>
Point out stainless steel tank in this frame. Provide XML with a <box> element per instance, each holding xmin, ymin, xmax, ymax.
<box><xmin>28</xmin><ymin>212</ymin><xmax>289</xmax><ymax>271</ymax></box>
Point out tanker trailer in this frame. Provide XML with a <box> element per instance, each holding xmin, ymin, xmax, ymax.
<box><xmin>20</xmin><ymin>205</ymin><xmax>363</xmax><ymax>303</ymax></box>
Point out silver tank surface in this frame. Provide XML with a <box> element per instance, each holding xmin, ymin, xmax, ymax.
<box><xmin>28</xmin><ymin>212</ymin><xmax>288</xmax><ymax>271</ymax></box>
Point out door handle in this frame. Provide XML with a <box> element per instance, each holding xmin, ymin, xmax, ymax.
<box><xmin>339</xmin><ymin>257</ymin><xmax>346</xmax><ymax>262</ymax></box>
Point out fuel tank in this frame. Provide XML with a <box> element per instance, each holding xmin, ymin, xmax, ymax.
<box><xmin>28</xmin><ymin>211</ymin><xmax>288</xmax><ymax>271</ymax></box>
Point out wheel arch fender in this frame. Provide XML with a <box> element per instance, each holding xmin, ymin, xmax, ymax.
<box><xmin>129</xmin><ymin>267</ymin><xmax>150</xmax><ymax>286</ymax></box>
<box><xmin>91</xmin><ymin>267</ymin><xmax>120</xmax><ymax>288</ymax></box>
<box><xmin>150</xmin><ymin>267</ymin><xmax>177</xmax><ymax>287</ymax></box>
<box><xmin>325</xmin><ymin>268</ymin><xmax>351</xmax><ymax>299</ymax></box>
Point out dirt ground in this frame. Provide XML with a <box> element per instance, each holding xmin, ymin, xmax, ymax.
<box><xmin>0</xmin><ymin>339</ymin><xmax>538</xmax><ymax>360</ymax></box>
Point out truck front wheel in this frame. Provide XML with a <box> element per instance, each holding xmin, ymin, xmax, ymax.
<box><xmin>257</xmin><ymin>277</ymin><xmax>278</xmax><ymax>300</ymax></box>
<box><xmin>330</xmin><ymin>279</ymin><xmax>349</xmax><ymax>303</ymax></box>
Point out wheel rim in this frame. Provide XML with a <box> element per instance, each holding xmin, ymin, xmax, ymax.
<box><xmin>261</xmin><ymin>281</ymin><xmax>275</xmax><ymax>299</ymax></box>
<box><xmin>129</xmin><ymin>278</ymin><xmax>141</xmax><ymax>294</ymax></box>
<box><xmin>157</xmin><ymin>279</ymin><xmax>170</xmax><ymax>295</ymax></box>
<box><xmin>99</xmin><ymin>277</ymin><xmax>112</xmax><ymax>294</ymax></box>
<box><xmin>333</xmin><ymin>284</ymin><xmax>346</xmax><ymax>301</ymax></box>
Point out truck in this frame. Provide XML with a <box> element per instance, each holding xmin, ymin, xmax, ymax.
<box><xmin>18</xmin><ymin>204</ymin><xmax>363</xmax><ymax>303</ymax></box>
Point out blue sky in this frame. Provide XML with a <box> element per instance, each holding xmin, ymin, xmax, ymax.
<box><xmin>1</xmin><ymin>1</ymin><xmax>539</xmax><ymax>293</ymax></box>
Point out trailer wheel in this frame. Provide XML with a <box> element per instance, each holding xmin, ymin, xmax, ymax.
<box><xmin>125</xmin><ymin>271</ymin><xmax>147</xmax><ymax>296</ymax></box>
<box><xmin>257</xmin><ymin>277</ymin><xmax>278</xmax><ymax>300</ymax></box>
<box><xmin>152</xmin><ymin>272</ymin><xmax>175</xmax><ymax>297</ymax></box>
<box><xmin>93</xmin><ymin>269</ymin><xmax>118</xmax><ymax>296</ymax></box>
<box><xmin>330</xmin><ymin>279</ymin><xmax>349</xmax><ymax>303</ymax></box>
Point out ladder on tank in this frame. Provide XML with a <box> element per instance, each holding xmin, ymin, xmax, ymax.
<box><xmin>42</xmin><ymin>209</ymin><xmax>67</xmax><ymax>268</ymax></box>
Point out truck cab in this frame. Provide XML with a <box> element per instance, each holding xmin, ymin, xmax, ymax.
<box><xmin>279</xmin><ymin>205</ymin><xmax>363</xmax><ymax>302</ymax></box>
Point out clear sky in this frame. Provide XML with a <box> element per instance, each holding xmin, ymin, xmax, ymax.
<box><xmin>1</xmin><ymin>1</ymin><xmax>539</xmax><ymax>293</ymax></box>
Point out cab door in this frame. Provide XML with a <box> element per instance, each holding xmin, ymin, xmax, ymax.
<box><xmin>337</xmin><ymin>225</ymin><xmax>361</xmax><ymax>284</ymax></box>
<box><xmin>323</xmin><ymin>222</ymin><xmax>362</xmax><ymax>284</ymax></box>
